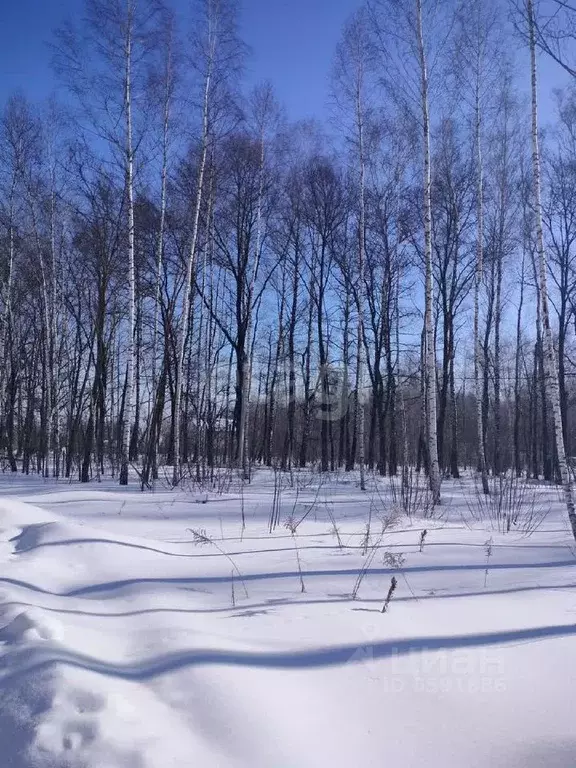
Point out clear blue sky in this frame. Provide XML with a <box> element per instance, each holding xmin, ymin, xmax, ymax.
<box><xmin>0</xmin><ymin>0</ymin><xmax>568</xmax><ymax>122</ymax></box>
<box><xmin>0</xmin><ymin>0</ymin><xmax>361</xmax><ymax>121</ymax></box>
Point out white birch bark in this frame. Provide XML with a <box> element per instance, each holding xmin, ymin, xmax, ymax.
<box><xmin>474</xmin><ymin>80</ymin><xmax>490</xmax><ymax>494</ymax></box>
<box><xmin>238</xmin><ymin>105</ymin><xmax>268</xmax><ymax>480</ymax></box>
<box><xmin>0</xmin><ymin>179</ymin><xmax>16</xmax><ymax>447</ymax></box>
<box><xmin>355</xmin><ymin>48</ymin><xmax>367</xmax><ymax>492</ymax></box>
<box><xmin>416</xmin><ymin>0</ymin><xmax>441</xmax><ymax>504</ymax></box>
<box><xmin>172</xmin><ymin>31</ymin><xmax>213</xmax><ymax>486</ymax></box>
<box><xmin>48</xmin><ymin>170</ymin><xmax>58</xmax><ymax>478</ymax></box>
<box><xmin>151</xmin><ymin>22</ymin><xmax>172</xmax><ymax>483</ymax></box>
<box><xmin>120</xmin><ymin>0</ymin><xmax>136</xmax><ymax>486</ymax></box>
<box><xmin>27</xmin><ymin>196</ymin><xmax>52</xmax><ymax>478</ymax></box>
<box><xmin>527</xmin><ymin>0</ymin><xmax>576</xmax><ymax>540</ymax></box>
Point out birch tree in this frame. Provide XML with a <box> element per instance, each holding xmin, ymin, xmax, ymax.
<box><xmin>452</xmin><ymin>0</ymin><xmax>504</xmax><ymax>491</ymax></box>
<box><xmin>172</xmin><ymin>0</ymin><xmax>243</xmax><ymax>485</ymax></box>
<box><xmin>142</xmin><ymin>9</ymin><xmax>177</xmax><ymax>487</ymax></box>
<box><xmin>238</xmin><ymin>83</ymin><xmax>280</xmax><ymax>479</ymax></box>
<box><xmin>333</xmin><ymin>7</ymin><xmax>378</xmax><ymax>489</ymax></box>
<box><xmin>2</xmin><ymin>0</ymin><xmax>576</xmax><ymax>486</ymax></box>
<box><xmin>54</xmin><ymin>0</ymin><xmax>160</xmax><ymax>485</ymax></box>
<box><xmin>0</xmin><ymin>96</ymin><xmax>35</xmax><ymax>472</ymax></box>
<box><xmin>370</xmin><ymin>0</ymin><xmax>455</xmax><ymax>502</ymax></box>
<box><xmin>524</xmin><ymin>0</ymin><xmax>576</xmax><ymax>540</ymax></box>
<box><xmin>415</xmin><ymin>0</ymin><xmax>442</xmax><ymax>503</ymax></box>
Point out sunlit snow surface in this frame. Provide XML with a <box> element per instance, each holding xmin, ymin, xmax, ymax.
<box><xmin>0</xmin><ymin>469</ymin><xmax>574</xmax><ymax>767</ymax></box>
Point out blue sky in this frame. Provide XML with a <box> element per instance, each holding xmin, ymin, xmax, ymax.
<box><xmin>242</xmin><ymin>0</ymin><xmax>360</xmax><ymax>119</ymax></box>
<box><xmin>0</xmin><ymin>0</ymin><xmax>360</xmax><ymax>121</ymax></box>
<box><xmin>0</xmin><ymin>0</ymin><xmax>568</xmax><ymax>123</ymax></box>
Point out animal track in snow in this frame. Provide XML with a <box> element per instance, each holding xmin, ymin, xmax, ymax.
<box><xmin>62</xmin><ymin>720</ymin><xmax>98</xmax><ymax>751</ymax></box>
<box><xmin>0</xmin><ymin>611</ymin><xmax>53</xmax><ymax>645</ymax></box>
<box><xmin>70</xmin><ymin>689</ymin><xmax>106</xmax><ymax>715</ymax></box>
<box><xmin>10</xmin><ymin>522</ymin><xmax>56</xmax><ymax>553</ymax></box>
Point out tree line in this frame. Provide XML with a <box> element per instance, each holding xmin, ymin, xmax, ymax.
<box><xmin>1</xmin><ymin>0</ymin><xmax>576</xmax><ymax>528</ymax></box>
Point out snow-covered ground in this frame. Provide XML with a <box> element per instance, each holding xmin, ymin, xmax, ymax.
<box><xmin>0</xmin><ymin>470</ymin><xmax>575</xmax><ymax>767</ymax></box>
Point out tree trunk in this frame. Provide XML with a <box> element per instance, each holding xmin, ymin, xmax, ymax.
<box><xmin>416</xmin><ymin>0</ymin><xmax>441</xmax><ymax>504</ymax></box>
<box><xmin>474</xmin><ymin>74</ymin><xmax>490</xmax><ymax>494</ymax></box>
<box><xmin>527</xmin><ymin>0</ymin><xmax>576</xmax><ymax>540</ymax></box>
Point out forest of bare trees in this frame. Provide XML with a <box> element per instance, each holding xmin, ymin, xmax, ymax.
<box><xmin>1</xmin><ymin>0</ymin><xmax>576</xmax><ymax>515</ymax></box>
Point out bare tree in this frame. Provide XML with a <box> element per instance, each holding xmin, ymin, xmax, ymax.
<box><xmin>369</xmin><ymin>0</ymin><xmax>456</xmax><ymax>503</ymax></box>
<box><xmin>451</xmin><ymin>0</ymin><xmax>505</xmax><ymax>491</ymax></box>
<box><xmin>54</xmin><ymin>0</ymin><xmax>161</xmax><ymax>484</ymax></box>
<box><xmin>524</xmin><ymin>0</ymin><xmax>576</xmax><ymax>539</ymax></box>
<box><xmin>173</xmin><ymin>0</ymin><xmax>243</xmax><ymax>485</ymax></box>
<box><xmin>333</xmin><ymin>6</ymin><xmax>379</xmax><ymax>489</ymax></box>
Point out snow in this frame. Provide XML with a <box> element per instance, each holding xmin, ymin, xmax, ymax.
<box><xmin>0</xmin><ymin>470</ymin><xmax>575</xmax><ymax>767</ymax></box>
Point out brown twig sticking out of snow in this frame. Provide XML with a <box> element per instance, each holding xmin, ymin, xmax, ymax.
<box><xmin>419</xmin><ymin>528</ymin><xmax>428</xmax><ymax>552</ymax></box>
<box><xmin>382</xmin><ymin>576</ymin><xmax>398</xmax><ymax>613</ymax></box>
